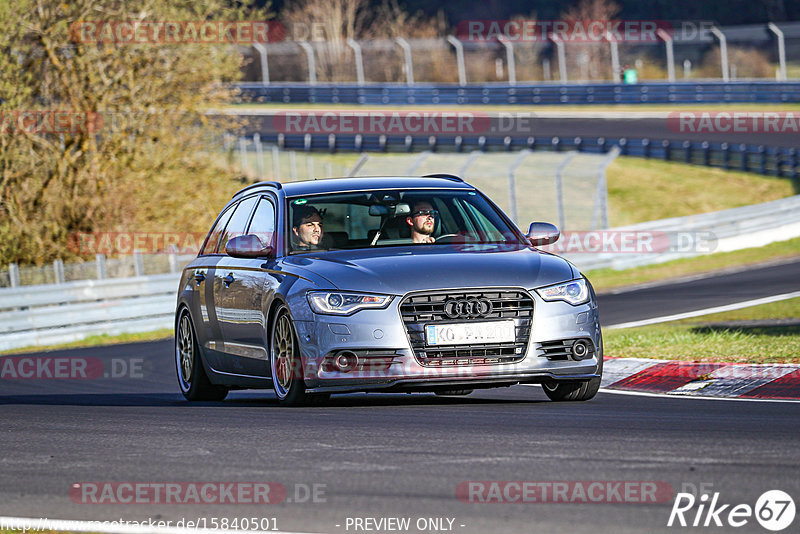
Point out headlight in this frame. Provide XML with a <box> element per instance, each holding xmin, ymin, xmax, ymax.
<box><xmin>535</xmin><ymin>278</ymin><xmax>590</xmax><ymax>305</ymax></box>
<box><xmin>307</xmin><ymin>291</ymin><xmax>393</xmax><ymax>315</ymax></box>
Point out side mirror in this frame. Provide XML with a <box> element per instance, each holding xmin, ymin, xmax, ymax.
<box><xmin>226</xmin><ymin>234</ymin><xmax>273</xmax><ymax>258</ymax></box>
<box><xmin>525</xmin><ymin>222</ymin><xmax>560</xmax><ymax>246</ymax></box>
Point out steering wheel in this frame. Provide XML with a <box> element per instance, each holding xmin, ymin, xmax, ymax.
<box><xmin>434</xmin><ymin>233</ymin><xmax>459</xmax><ymax>243</ymax></box>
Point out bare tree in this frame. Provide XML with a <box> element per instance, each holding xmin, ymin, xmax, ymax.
<box><xmin>561</xmin><ymin>0</ymin><xmax>621</xmax><ymax>81</ymax></box>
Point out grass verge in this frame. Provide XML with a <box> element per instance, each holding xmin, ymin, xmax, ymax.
<box><xmin>604</xmin><ymin>298</ymin><xmax>800</xmax><ymax>364</ymax></box>
<box><xmin>0</xmin><ymin>329</ymin><xmax>173</xmax><ymax>356</ymax></box>
<box><xmin>586</xmin><ymin>237</ymin><xmax>800</xmax><ymax>292</ymax></box>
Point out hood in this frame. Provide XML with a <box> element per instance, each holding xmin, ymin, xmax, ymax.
<box><xmin>281</xmin><ymin>244</ymin><xmax>575</xmax><ymax>295</ymax></box>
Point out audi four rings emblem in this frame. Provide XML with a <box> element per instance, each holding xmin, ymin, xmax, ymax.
<box><xmin>444</xmin><ymin>297</ymin><xmax>493</xmax><ymax>319</ymax></box>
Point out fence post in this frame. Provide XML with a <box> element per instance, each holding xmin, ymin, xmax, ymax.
<box><xmin>9</xmin><ymin>263</ymin><xmax>19</xmax><ymax>288</ymax></box>
<box><xmin>498</xmin><ymin>36</ymin><xmax>516</xmax><ymax>85</ymax></box>
<box><xmin>606</xmin><ymin>32</ymin><xmax>620</xmax><ymax>82</ymax></box>
<box><xmin>758</xmin><ymin>145</ymin><xmax>767</xmax><ymax>175</ymax></box>
<box><xmin>739</xmin><ymin>144</ymin><xmax>748</xmax><ymax>172</ymax></box>
<box><xmin>347</xmin><ymin>153</ymin><xmax>369</xmax><ymax>176</ymax></box>
<box><xmin>642</xmin><ymin>138</ymin><xmax>651</xmax><ymax>159</ymax></box>
<box><xmin>168</xmin><ymin>249</ymin><xmax>178</xmax><ymax>273</ymax></box>
<box><xmin>507</xmin><ymin>149</ymin><xmax>531</xmax><ymax>226</ymax></box>
<box><xmin>590</xmin><ymin>146</ymin><xmax>620</xmax><ymax>230</ymax></box>
<box><xmin>554</xmin><ymin>151</ymin><xmax>578</xmax><ymax>230</ymax></box>
<box><xmin>346</xmin><ymin>38</ymin><xmax>365</xmax><ymax>85</ymax></box>
<box><xmin>252</xmin><ymin>43</ymin><xmax>270</xmax><ymax>84</ymax></box>
<box><xmin>306</xmin><ymin>155</ymin><xmax>314</xmax><ymax>180</ymax></box>
<box><xmin>702</xmin><ymin>141</ymin><xmax>710</xmax><ymax>166</ymax></box>
<box><xmin>289</xmin><ymin>151</ymin><xmax>298</xmax><ymax>181</ymax></box>
<box><xmin>239</xmin><ymin>137</ymin><xmax>248</xmax><ymax>173</ymax></box>
<box><xmin>549</xmin><ymin>35</ymin><xmax>568</xmax><ymax>83</ymax></box>
<box><xmin>458</xmin><ymin>151</ymin><xmax>482</xmax><ymax>176</ymax></box>
<box><xmin>721</xmin><ymin>142</ymin><xmax>730</xmax><ymax>170</ymax></box>
<box><xmin>395</xmin><ymin>38</ymin><xmax>415</xmax><ymax>85</ymax></box>
<box><xmin>683</xmin><ymin>140</ymin><xmax>692</xmax><ymax>164</ymax></box>
<box><xmin>710</xmin><ymin>26</ymin><xmax>729</xmax><ymax>81</ymax></box>
<box><xmin>133</xmin><ymin>252</ymin><xmax>144</xmax><ymax>277</ymax></box>
<box><xmin>767</xmin><ymin>23</ymin><xmax>787</xmax><ymax>82</ymax></box>
<box><xmin>446</xmin><ymin>36</ymin><xmax>467</xmax><ymax>86</ymax></box>
<box><xmin>407</xmin><ymin>151</ymin><xmax>432</xmax><ymax>174</ymax></box>
<box><xmin>96</xmin><ymin>254</ymin><xmax>107</xmax><ymax>280</ymax></box>
<box><xmin>254</xmin><ymin>133</ymin><xmax>264</xmax><ymax>178</ymax></box>
<box><xmin>657</xmin><ymin>29</ymin><xmax>675</xmax><ymax>82</ymax></box>
<box><xmin>662</xmin><ymin>139</ymin><xmax>671</xmax><ymax>161</ymax></box>
<box><xmin>272</xmin><ymin>145</ymin><xmax>280</xmax><ymax>178</ymax></box>
<box><xmin>298</xmin><ymin>41</ymin><xmax>317</xmax><ymax>84</ymax></box>
<box><xmin>54</xmin><ymin>259</ymin><xmax>65</xmax><ymax>284</ymax></box>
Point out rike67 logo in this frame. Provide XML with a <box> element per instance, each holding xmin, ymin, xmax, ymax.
<box><xmin>668</xmin><ymin>489</ymin><xmax>795</xmax><ymax>531</ymax></box>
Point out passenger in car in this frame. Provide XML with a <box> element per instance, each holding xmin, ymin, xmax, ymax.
<box><xmin>406</xmin><ymin>200</ymin><xmax>437</xmax><ymax>244</ymax></box>
<box><xmin>292</xmin><ymin>205</ymin><xmax>324</xmax><ymax>251</ymax></box>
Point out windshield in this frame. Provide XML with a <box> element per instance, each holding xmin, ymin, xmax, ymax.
<box><xmin>286</xmin><ymin>189</ymin><xmax>524</xmax><ymax>253</ymax></box>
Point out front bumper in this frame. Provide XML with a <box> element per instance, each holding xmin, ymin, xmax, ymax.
<box><xmin>292</xmin><ymin>291</ymin><xmax>602</xmax><ymax>394</ymax></box>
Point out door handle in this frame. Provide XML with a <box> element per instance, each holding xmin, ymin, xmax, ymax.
<box><xmin>223</xmin><ymin>273</ymin><xmax>235</xmax><ymax>287</ymax></box>
<box><xmin>194</xmin><ymin>272</ymin><xmax>206</xmax><ymax>284</ymax></box>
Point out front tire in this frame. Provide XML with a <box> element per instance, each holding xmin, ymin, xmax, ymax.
<box><xmin>175</xmin><ymin>309</ymin><xmax>228</xmax><ymax>401</ymax></box>
<box><xmin>270</xmin><ymin>305</ymin><xmax>309</xmax><ymax>406</ymax></box>
<box><xmin>542</xmin><ymin>345</ymin><xmax>603</xmax><ymax>402</ymax></box>
<box><xmin>542</xmin><ymin>378</ymin><xmax>600</xmax><ymax>401</ymax></box>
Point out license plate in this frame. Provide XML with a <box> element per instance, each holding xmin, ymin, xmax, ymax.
<box><xmin>425</xmin><ymin>320</ymin><xmax>516</xmax><ymax>346</ymax></box>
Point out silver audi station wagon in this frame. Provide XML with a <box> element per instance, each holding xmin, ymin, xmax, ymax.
<box><xmin>174</xmin><ymin>175</ymin><xmax>602</xmax><ymax>405</ymax></box>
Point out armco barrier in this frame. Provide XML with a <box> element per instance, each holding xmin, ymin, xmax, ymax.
<box><xmin>0</xmin><ymin>273</ymin><xmax>180</xmax><ymax>351</ymax></box>
<box><xmin>1</xmin><ymin>196</ymin><xmax>799</xmax><ymax>351</ymax></box>
<box><xmin>235</xmin><ymin>81</ymin><xmax>800</xmax><ymax>106</ymax></box>
<box><xmin>259</xmin><ymin>133</ymin><xmax>798</xmax><ymax>178</ymax></box>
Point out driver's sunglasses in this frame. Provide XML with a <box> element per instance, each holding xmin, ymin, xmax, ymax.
<box><xmin>412</xmin><ymin>209</ymin><xmax>438</xmax><ymax>218</ymax></box>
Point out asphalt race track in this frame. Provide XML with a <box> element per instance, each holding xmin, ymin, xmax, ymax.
<box><xmin>1</xmin><ymin>260</ymin><xmax>799</xmax><ymax>533</ymax></box>
<box><xmin>597</xmin><ymin>257</ymin><xmax>800</xmax><ymax>326</ymax></box>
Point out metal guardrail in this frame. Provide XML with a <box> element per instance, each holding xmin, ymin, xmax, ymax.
<box><xmin>256</xmin><ymin>133</ymin><xmax>799</xmax><ymax>178</ymax></box>
<box><xmin>1</xmin><ymin>195</ymin><xmax>799</xmax><ymax>351</ymax></box>
<box><xmin>0</xmin><ymin>274</ymin><xmax>179</xmax><ymax>351</ymax></box>
<box><xmin>566</xmin><ymin>194</ymin><xmax>800</xmax><ymax>271</ymax></box>
<box><xmin>236</xmin><ymin>81</ymin><xmax>800</xmax><ymax>105</ymax></box>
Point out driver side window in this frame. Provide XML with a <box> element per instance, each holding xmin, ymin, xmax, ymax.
<box><xmin>216</xmin><ymin>196</ymin><xmax>258</xmax><ymax>253</ymax></box>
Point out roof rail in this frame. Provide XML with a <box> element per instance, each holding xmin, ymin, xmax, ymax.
<box><xmin>422</xmin><ymin>173</ymin><xmax>464</xmax><ymax>183</ymax></box>
<box><xmin>232</xmin><ymin>180</ymin><xmax>282</xmax><ymax>199</ymax></box>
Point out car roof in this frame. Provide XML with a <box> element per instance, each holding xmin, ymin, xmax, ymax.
<box><xmin>232</xmin><ymin>176</ymin><xmax>474</xmax><ymax>200</ymax></box>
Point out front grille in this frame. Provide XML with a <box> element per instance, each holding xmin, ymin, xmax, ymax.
<box><xmin>400</xmin><ymin>289</ymin><xmax>533</xmax><ymax>366</ymax></box>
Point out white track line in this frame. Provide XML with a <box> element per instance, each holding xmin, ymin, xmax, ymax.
<box><xmin>0</xmin><ymin>516</ymin><xmax>320</xmax><ymax>534</ymax></box>
<box><xmin>606</xmin><ymin>290</ymin><xmax>800</xmax><ymax>329</ymax></box>
<box><xmin>597</xmin><ymin>388</ymin><xmax>800</xmax><ymax>403</ymax></box>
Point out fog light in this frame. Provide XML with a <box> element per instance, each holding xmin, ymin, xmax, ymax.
<box><xmin>572</xmin><ymin>340</ymin><xmax>589</xmax><ymax>360</ymax></box>
<box><xmin>334</xmin><ymin>351</ymin><xmax>359</xmax><ymax>372</ymax></box>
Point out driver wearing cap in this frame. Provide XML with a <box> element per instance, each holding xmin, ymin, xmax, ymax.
<box><xmin>292</xmin><ymin>205</ymin><xmax>324</xmax><ymax>251</ymax></box>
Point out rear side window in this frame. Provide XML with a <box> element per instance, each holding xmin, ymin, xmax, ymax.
<box><xmin>201</xmin><ymin>205</ymin><xmax>235</xmax><ymax>255</ymax></box>
<box><xmin>246</xmin><ymin>197</ymin><xmax>277</xmax><ymax>249</ymax></box>
<box><xmin>216</xmin><ymin>196</ymin><xmax>259</xmax><ymax>253</ymax></box>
